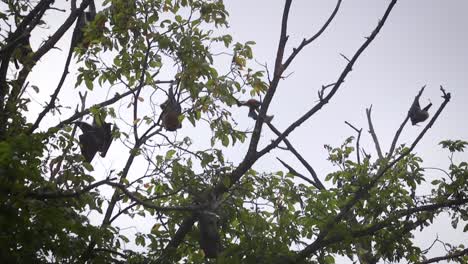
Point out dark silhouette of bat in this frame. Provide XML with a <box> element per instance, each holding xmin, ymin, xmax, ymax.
<box><xmin>409</xmin><ymin>97</ymin><xmax>432</xmax><ymax>126</ymax></box>
<box><xmin>238</xmin><ymin>98</ymin><xmax>274</xmax><ymax>122</ymax></box>
<box><xmin>12</xmin><ymin>34</ymin><xmax>33</xmax><ymax>69</ymax></box>
<box><xmin>198</xmin><ymin>211</ymin><xmax>221</xmax><ymax>258</ymax></box>
<box><xmin>75</xmin><ymin>117</ymin><xmax>112</xmax><ymax>163</ymax></box>
<box><xmin>160</xmin><ymin>88</ymin><xmax>182</xmax><ymax>131</ymax></box>
<box><xmin>71</xmin><ymin>0</ymin><xmax>96</xmax><ymax>48</ymax></box>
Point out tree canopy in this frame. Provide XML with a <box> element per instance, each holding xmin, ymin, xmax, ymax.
<box><xmin>0</xmin><ymin>0</ymin><xmax>466</xmax><ymax>263</ymax></box>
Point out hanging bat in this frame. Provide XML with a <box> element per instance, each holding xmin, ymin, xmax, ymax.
<box><xmin>71</xmin><ymin>0</ymin><xmax>97</xmax><ymax>48</ymax></box>
<box><xmin>160</xmin><ymin>87</ymin><xmax>182</xmax><ymax>131</ymax></box>
<box><xmin>12</xmin><ymin>34</ymin><xmax>33</xmax><ymax>69</ymax></box>
<box><xmin>74</xmin><ymin>117</ymin><xmax>112</xmax><ymax>163</ymax></box>
<box><xmin>408</xmin><ymin>97</ymin><xmax>432</xmax><ymax>126</ymax></box>
<box><xmin>198</xmin><ymin>211</ymin><xmax>221</xmax><ymax>258</ymax></box>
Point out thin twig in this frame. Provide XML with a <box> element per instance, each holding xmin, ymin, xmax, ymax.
<box><xmin>419</xmin><ymin>249</ymin><xmax>468</xmax><ymax>264</ymax></box>
<box><xmin>106</xmin><ymin>182</ymin><xmax>203</xmax><ymax>212</ymax></box>
<box><xmin>26</xmin><ymin>178</ymin><xmax>115</xmax><ymax>199</ymax></box>
<box><xmin>282</xmin><ymin>0</ymin><xmax>343</xmax><ymax>70</ymax></box>
<box><xmin>345</xmin><ymin>121</ymin><xmax>362</xmax><ymax>164</ymax></box>
<box><xmin>268</xmin><ymin>122</ymin><xmax>325</xmax><ymax>189</ymax></box>
<box><xmin>366</xmin><ymin>105</ymin><xmax>384</xmax><ymax>160</ymax></box>
<box><xmin>277</xmin><ymin>157</ymin><xmax>318</xmax><ymax>187</ymax></box>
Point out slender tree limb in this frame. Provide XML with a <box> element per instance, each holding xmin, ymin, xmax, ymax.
<box><xmin>351</xmin><ymin>198</ymin><xmax>468</xmax><ymax>238</ymax></box>
<box><xmin>419</xmin><ymin>249</ymin><xmax>468</xmax><ymax>264</ymax></box>
<box><xmin>277</xmin><ymin>157</ymin><xmax>318</xmax><ymax>187</ymax></box>
<box><xmin>105</xmin><ymin>182</ymin><xmax>203</xmax><ymax>212</ymax></box>
<box><xmin>269</xmin><ymin>122</ymin><xmax>325</xmax><ymax>189</ymax></box>
<box><xmin>282</xmin><ymin>0</ymin><xmax>342</xmax><ymax>70</ymax></box>
<box><xmin>0</xmin><ymin>1</ymin><xmax>56</xmax><ymax>138</ymax></box>
<box><xmin>293</xmin><ymin>198</ymin><xmax>467</xmax><ymax>262</ymax></box>
<box><xmin>0</xmin><ymin>0</ymin><xmax>54</xmax><ymax>107</ymax></box>
<box><xmin>366</xmin><ymin>105</ymin><xmax>384</xmax><ymax>160</ymax></box>
<box><xmin>345</xmin><ymin>121</ymin><xmax>362</xmax><ymax>164</ymax></box>
<box><xmin>248</xmin><ymin>0</ymin><xmax>293</xmax><ymax>154</ymax></box>
<box><xmin>26</xmin><ymin>178</ymin><xmax>114</xmax><ymax>199</ymax></box>
<box><xmin>94</xmin><ymin>248</ymin><xmax>128</xmax><ymax>259</ymax></box>
<box><xmin>109</xmin><ymin>188</ymin><xmax>184</xmax><ymax>224</ymax></box>
<box><xmin>131</xmin><ymin>40</ymin><xmax>153</xmax><ymax>141</ymax></box>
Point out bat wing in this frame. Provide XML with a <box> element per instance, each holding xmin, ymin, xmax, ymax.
<box><xmin>79</xmin><ymin>132</ymin><xmax>99</xmax><ymax>163</ymax></box>
<box><xmin>75</xmin><ymin>121</ymin><xmax>94</xmax><ymax>133</ymax></box>
<box><xmin>248</xmin><ymin>108</ymin><xmax>258</xmax><ymax>120</ymax></box>
<box><xmin>71</xmin><ymin>14</ymin><xmax>86</xmax><ymax>47</ymax></box>
<box><xmin>198</xmin><ymin>213</ymin><xmax>221</xmax><ymax>258</ymax></box>
<box><xmin>99</xmin><ymin>123</ymin><xmax>113</xmax><ymax>157</ymax></box>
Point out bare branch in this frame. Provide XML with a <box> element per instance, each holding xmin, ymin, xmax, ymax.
<box><xmin>277</xmin><ymin>157</ymin><xmax>318</xmax><ymax>187</ymax></box>
<box><xmin>26</xmin><ymin>178</ymin><xmax>115</xmax><ymax>199</ymax></box>
<box><xmin>295</xmin><ymin>198</ymin><xmax>468</xmax><ymax>262</ymax></box>
<box><xmin>419</xmin><ymin>248</ymin><xmax>468</xmax><ymax>264</ymax></box>
<box><xmin>366</xmin><ymin>105</ymin><xmax>384</xmax><ymax>160</ymax></box>
<box><xmin>105</xmin><ymin>182</ymin><xmax>203</xmax><ymax>212</ymax></box>
<box><xmin>345</xmin><ymin>121</ymin><xmax>362</xmax><ymax>164</ymax></box>
<box><xmin>269</xmin><ymin>122</ymin><xmax>325</xmax><ymax>190</ymax></box>
<box><xmin>282</xmin><ymin>0</ymin><xmax>342</xmax><ymax>70</ymax></box>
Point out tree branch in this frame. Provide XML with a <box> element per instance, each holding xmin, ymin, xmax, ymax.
<box><xmin>269</xmin><ymin>122</ymin><xmax>325</xmax><ymax>189</ymax></box>
<box><xmin>419</xmin><ymin>248</ymin><xmax>468</xmax><ymax>264</ymax></box>
<box><xmin>277</xmin><ymin>157</ymin><xmax>318</xmax><ymax>187</ymax></box>
<box><xmin>366</xmin><ymin>105</ymin><xmax>384</xmax><ymax>160</ymax></box>
<box><xmin>26</xmin><ymin>178</ymin><xmax>114</xmax><ymax>199</ymax></box>
<box><xmin>282</xmin><ymin>0</ymin><xmax>342</xmax><ymax>70</ymax></box>
<box><xmin>345</xmin><ymin>121</ymin><xmax>362</xmax><ymax>164</ymax></box>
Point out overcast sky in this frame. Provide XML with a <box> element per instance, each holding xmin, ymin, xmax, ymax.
<box><xmin>21</xmin><ymin>0</ymin><xmax>467</xmax><ymax>261</ymax></box>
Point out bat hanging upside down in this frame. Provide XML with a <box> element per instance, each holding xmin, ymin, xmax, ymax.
<box><xmin>74</xmin><ymin>118</ymin><xmax>113</xmax><ymax>163</ymax></box>
<box><xmin>408</xmin><ymin>96</ymin><xmax>432</xmax><ymax>126</ymax></box>
<box><xmin>160</xmin><ymin>87</ymin><xmax>182</xmax><ymax>131</ymax></box>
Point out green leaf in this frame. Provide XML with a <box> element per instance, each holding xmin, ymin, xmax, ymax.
<box><xmin>83</xmin><ymin>162</ymin><xmax>94</xmax><ymax>171</ymax></box>
<box><xmin>165</xmin><ymin>149</ymin><xmax>176</xmax><ymax>160</ymax></box>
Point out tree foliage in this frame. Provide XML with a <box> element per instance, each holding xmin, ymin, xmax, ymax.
<box><xmin>0</xmin><ymin>0</ymin><xmax>466</xmax><ymax>263</ymax></box>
